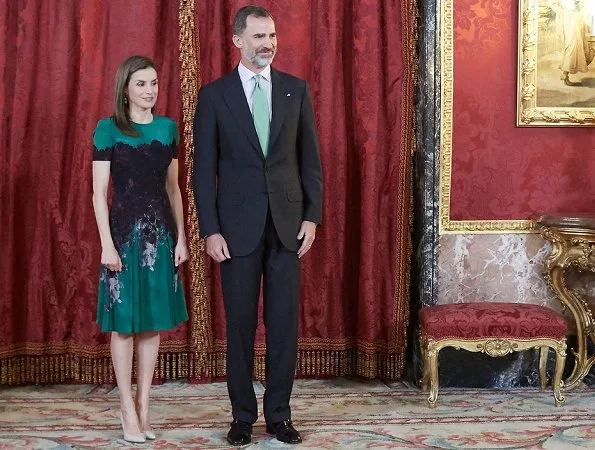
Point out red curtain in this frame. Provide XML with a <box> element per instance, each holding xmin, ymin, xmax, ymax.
<box><xmin>196</xmin><ymin>0</ymin><xmax>415</xmax><ymax>379</ymax></box>
<box><xmin>0</xmin><ymin>0</ymin><xmax>188</xmax><ymax>383</ymax></box>
<box><xmin>1</xmin><ymin>0</ymin><xmax>415</xmax><ymax>383</ymax></box>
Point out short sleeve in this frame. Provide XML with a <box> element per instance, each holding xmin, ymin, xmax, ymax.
<box><xmin>93</xmin><ymin>119</ymin><xmax>114</xmax><ymax>161</ymax></box>
<box><xmin>172</xmin><ymin>120</ymin><xmax>180</xmax><ymax>159</ymax></box>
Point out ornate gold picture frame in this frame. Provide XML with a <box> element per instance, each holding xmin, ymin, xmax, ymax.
<box><xmin>517</xmin><ymin>0</ymin><xmax>595</xmax><ymax>126</ymax></box>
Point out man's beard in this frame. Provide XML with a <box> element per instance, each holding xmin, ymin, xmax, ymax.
<box><xmin>250</xmin><ymin>48</ymin><xmax>275</xmax><ymax>68</ymax></box>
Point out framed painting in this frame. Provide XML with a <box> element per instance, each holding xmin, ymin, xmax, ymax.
<box><xmin>517</xmin><ymin>0</ymin><xmax>595</xmax><ymax>126</ymax></box>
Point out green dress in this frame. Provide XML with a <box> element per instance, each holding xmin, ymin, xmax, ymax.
<box><xmin>93</xmin><ymin>116</ymin><xmax>188</xmax><ymax>333</ymax></box>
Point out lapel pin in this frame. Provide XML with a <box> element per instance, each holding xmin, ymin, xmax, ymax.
<box><xmin>286</xmin><ymin>93</ymin><xmax>291</xmax><ymax>97</ymax></box>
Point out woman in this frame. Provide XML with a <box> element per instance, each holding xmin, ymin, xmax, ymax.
<box><xmin>92</xmin><ymin>55</ymin><xmax>188</xmax><ymax>443</ymax></box>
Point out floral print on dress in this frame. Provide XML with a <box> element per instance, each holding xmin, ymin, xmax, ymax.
<box><xmin>100</xmin><ymin>270</ymin><xmax>122</xmax><ymax>312</ymax></box>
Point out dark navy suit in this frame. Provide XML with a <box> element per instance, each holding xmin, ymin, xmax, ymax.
<box><xmin>193</xmin><ymin>66</ymin><xmax>322</xmax><ymax>424</ymax></box>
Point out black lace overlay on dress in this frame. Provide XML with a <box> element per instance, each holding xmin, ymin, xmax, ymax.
<box><xmin>107</xmin><ymin>139</ymin><xmax>177</xmax><ymax>251</ymax></box>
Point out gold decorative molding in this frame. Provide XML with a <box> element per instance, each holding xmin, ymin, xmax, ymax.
<box><xmin>537</xmin><ymin>217</ymin><xmax>595</xmax><ymax>390</ymax></box>
<box><xmin>439</xmin><ymin>0</ymin><xmax>537</xmax><ymax>234</ymax></box>
<box><xmin>420</xmin><ymin>333</ymin><xmax>566</xmax><ymax>408</ymax></box>
<box><xmin>483</xmin><ymin>338</ymin><xmax>518</xmax><ymax>357</ymax></box>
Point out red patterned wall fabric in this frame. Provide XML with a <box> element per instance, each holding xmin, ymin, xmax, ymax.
<box><xmin>451</xmin><ymin>0</ymin><xmax>595</xmax><ymax>221</ymax></box>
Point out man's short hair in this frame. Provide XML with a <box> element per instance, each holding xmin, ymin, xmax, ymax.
<box><xmin>233</xmin><ymin>6</ymin><xmax>274</xmax><ymax>35</ymax></box>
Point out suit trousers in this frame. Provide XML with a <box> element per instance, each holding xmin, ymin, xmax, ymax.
<box><xmin>220</xmin><ymin>211</ymin><xmax>300</xmax><ymax>425</ymax></box>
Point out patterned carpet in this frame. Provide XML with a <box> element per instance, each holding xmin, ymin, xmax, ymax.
<box><xmin>0</xmin><ymin>378</ymin><xmax>594</xmax><ymax>449</ymax></box>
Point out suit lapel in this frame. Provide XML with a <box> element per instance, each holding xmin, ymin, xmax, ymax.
<box><xmin>269</xmin><ymin>68</ymin><xmax>289</xmax><ymax>153</ymax></box>
<box><xmin>222</xmin><ymin>68</ymin><xmax>264</xmax><ymax>159</ymax></box>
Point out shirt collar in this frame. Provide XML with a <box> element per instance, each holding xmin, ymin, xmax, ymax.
<box><xmin>238</xmin><ymin>62</ymin><xmax>271</xmax><ymax>83</ymax></box>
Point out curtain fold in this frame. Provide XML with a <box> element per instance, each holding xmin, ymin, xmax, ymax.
<box><xmin>0</xmin><ymin>0</ymin><xmax>190</xmax><ymax>384</ymax></box>
<box><xmin>193</xmin><ymin>0</ymin><xmax>416</xmax><ymax>380</ymax></box>
<box><xmin>0</xmin><ymin>0</ymin><xmax>415</xmax><ymax>384</ymax></box>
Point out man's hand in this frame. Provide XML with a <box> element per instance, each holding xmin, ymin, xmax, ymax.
<box><xmin>297</xmin><ymin>221</ymin><xmax>317</xmax><ymax>259</ymax></box>
<box><xmin>206</xmin><ymin>233</ymin><xmax>231</xmax><ymax>262</ymax></box>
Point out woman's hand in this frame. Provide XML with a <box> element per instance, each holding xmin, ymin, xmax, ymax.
<box><xmin>175</xmin><ymin>240</ymin><xmax>189</xmax><ymax>266</ymax></box>
<box><xmin>101</xmin><ymin>246</ymin><xmax>122</xmax><ymax>272</ymax></box>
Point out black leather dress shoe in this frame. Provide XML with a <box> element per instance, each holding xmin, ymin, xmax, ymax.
<box><xmin>266</xmin><ymin>419</ymin><xmax>302</xmax><ymax>444</ymax></box>
<box><xmin>227</xmin><ymin>420</ymin><xmax>252</xmax><ymax>446</ymax></box>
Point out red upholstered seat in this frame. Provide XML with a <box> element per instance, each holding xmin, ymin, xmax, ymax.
<box><xmin>419</xmin><ymin>302</ymin><xmax>568</xmax><ymax>407</ymax></box>
<box><xmin>419</xmin><ymin>302</ymin><xmax>568</xmax><ymax>341</ymax></box>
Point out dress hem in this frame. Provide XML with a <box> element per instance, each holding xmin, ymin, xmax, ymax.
<box><xmin>96</xmin><ymin>318</ymin><xmax>188</xmax><ymax>334</ymax></box>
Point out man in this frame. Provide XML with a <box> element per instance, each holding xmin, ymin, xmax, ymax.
<box><xmin>192</xmin><ymin>5</ymin><xmax>323</xmax><ymax>446</ymax></box>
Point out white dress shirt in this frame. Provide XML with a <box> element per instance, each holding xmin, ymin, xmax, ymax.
<box><xmin>238</xmin><ymin>62</ymin><xmax>272</xmax><ymax>121</ymax></box>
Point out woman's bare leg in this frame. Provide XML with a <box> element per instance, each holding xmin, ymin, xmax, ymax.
<box><xmin>111</xmin><ymin>332</ymin><xmax>142</xmax><ymax>435</ymax></box>
<box><xmin>135</xmin><ymin>331</ymin><xmax>160</xmax><ymax>432</ymax></box>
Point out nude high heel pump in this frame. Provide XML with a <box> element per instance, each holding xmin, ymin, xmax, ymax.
<box><xmin>135</xmin><ymin>403</ymin><xmax>156</xmax><ymax>439</ymax></box>
<box><xmin>143</xmin><ymin>429</ymin><xmax>156</xmax><ymax>440</ymax></box>
<box><xmin>119</xmin><ymin>412</ymin><xmax>146</xmax><ymax>443</ymax></box>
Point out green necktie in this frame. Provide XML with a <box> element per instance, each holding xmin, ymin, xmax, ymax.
<box><xmin>252</xmin><ymin>74</ymin><xmax>270</xmax><ymax>157</ymax></box>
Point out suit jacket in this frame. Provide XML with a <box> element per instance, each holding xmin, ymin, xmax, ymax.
<box><xmin>193</xmin><ymin>67</ymin><xmax>323</xmax><ymax>256</ymax></box>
